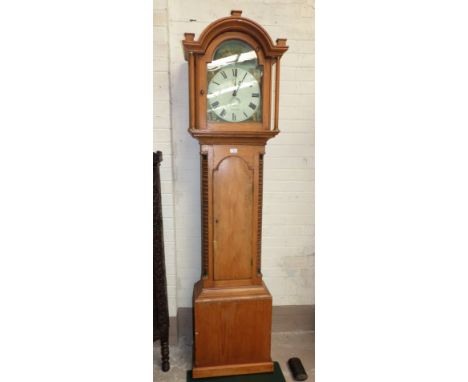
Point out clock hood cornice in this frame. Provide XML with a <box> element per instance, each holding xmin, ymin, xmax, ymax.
<box><xmin>182</xmin><ymin>10</ymin><xmax>288</xmax><ymax>61</ymax></box>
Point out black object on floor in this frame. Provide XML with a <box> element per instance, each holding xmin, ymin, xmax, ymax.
<box><xmin>287</xmin><ymin>357</ymin><xmax>308</xmax><ymax>381</ymax></box>
<box><xmin>186</xmin><ymin>362</ymin><xmax>285</xmax><ymax>381</ymax></box>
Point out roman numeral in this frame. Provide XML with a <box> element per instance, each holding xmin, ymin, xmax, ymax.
<box><xmin>211</xmin><ymin>101</ymin><xmax>219</xmax><ymax>108</ymax></box>
<box><xmin>248</xmin><ymin>102</ymin><xmax>256</xmax><ymax>110</ymax></box>
<box><xmin>213</xmin><ymin>81</ymin><xmax>220</xmax><ymax>85</ymax></box>
<box><xmin>220</xmin><ymin>109</ymin><xmax>226</xmax><ymax>117</ymax></box>
<box><xmin>232</xmin><ymin>113</ymin><xmax>236</xmax><ymax>121</ymax></box>
<box><xmin>232</xmin><ymin>68</ymin><xmax>237</xmax><ymax>77</ymax></box>
<box><xmin>243</xmin><ymin>112</ymin><xmax>248</xmax><ymax>118</ymax></box>
<box><xmin>242</xmin><ymin>72</ymin><xmax>247</xmax><ymax>81</ymax></box>
<box><xmin>252</xmin><ymin>93</ymin><xmax>259</xmax><ymax>97</ymax></box>
<box><xmin>221</xmin><ymin>71</ymin><xmax>227</xmax><ymax>79</ymax></box>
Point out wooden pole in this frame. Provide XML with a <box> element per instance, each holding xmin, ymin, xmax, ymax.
<box><xmin>189</xmin><ymin>52</ymin><xmax>196</xmax><ymax>130</ymax></box>
<box><xmin>274</xmin><ymin>57</ymin><xmax>281</xmax><ymax>131</ymax></box>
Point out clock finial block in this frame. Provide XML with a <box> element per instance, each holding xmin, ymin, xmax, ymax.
<box><xmin>184</xmin><ymin>33</ymin><xmax>195</xmax><ymax>42</ymax></box>
<box><xmin>231</xmin><ymin>10</ymin><xmax>242</xmax><ymax>17</ymax></box>
<box><xmin>276</xmin><ymin>38</ymin><xmax>287</xmax><ymax>47</ymax></box>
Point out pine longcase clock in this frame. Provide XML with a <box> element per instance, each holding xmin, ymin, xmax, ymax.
<box><xmin>183</xmin><ymin>10</ymin><xmax>288</xmax><ymax>379</ymax></box>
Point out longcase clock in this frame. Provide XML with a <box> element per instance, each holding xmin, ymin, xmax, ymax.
<box><xmin>182</xmin><ymin>10</ymin><xmax>288</xmax><ymax>379</ymax></box>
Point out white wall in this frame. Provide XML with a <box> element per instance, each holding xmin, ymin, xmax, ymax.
<box><xmin>154</xmin><ymin>0</ymin><xmax>177</xmax><ymax>316</ymax></box>
<box><xmin>154</xmin><ymin>0</ymin><xmax>314</xmax><ymax>315</ymax></box>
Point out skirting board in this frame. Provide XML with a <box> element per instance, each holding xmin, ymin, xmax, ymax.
<box><xmin>168</xmin><ymin>305</ymin><xmax>314</xmax><ymax>345</ymax></box>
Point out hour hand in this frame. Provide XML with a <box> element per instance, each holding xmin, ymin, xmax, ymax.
<box><xmin>233</xmin><ymin>72</ymin><xmax>247</xmax><ymax>97</ymax></box>
<box><xmin>233</xmin><ymin>84</ymin><xmax>239</xmax><ymax>97</ymax></box>
<box><xmin>232</xmin><ymin>68</ymin><xmax>238</xmax><ymax>95</ymax></box>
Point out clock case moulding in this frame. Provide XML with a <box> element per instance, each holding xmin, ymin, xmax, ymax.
<box><xmin>183</xmin><ymin>10</ymin><xmax>288</xmax><ymax>379</ymax></box>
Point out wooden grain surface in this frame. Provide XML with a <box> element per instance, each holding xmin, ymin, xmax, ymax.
<box><xmin>193</xmin><ymin>282</ymin><xmax>273</xmax><ymax>378</ymax></box>
<box><xmin>213</xmin><ymin>156</ymin><xmax>254</xmax><ymax>280</ymax></box>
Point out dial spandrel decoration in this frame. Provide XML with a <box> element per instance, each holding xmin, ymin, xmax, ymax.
<box><xmin>207</xmin><ymin>40</ymin><xmax>263</xmax><ymax>123</ymax></box>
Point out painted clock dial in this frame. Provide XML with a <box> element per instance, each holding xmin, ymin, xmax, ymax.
<box><xmin>207</xmin><ymin>67</ymin><xmax>261</xmax><ymax>122</ymax></box>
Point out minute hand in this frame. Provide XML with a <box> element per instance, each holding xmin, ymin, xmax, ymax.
<box><xmin>233</xmin><ymin>72</ymin><xmax>248</xmax><ymax>97</ymax></box>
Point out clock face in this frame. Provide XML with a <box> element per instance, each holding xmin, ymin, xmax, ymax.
<box><xmin>207</xmin><ymin>68</ymin><xmax>261</xmax><ymax>122</ymax></box>
<box><xmin>207</xmin><ymin>39</ymin><xmax>263</xmax><ymax>124</ymax></box>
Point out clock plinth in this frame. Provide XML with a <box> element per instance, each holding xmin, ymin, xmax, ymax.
<box><xmin>192</xmin><ymin>281</ymin><xmax>274</xmax><ymax>378</ymax></box>
<box><xmin>183</xmin><ymin>10</ymin><xmax>288</xmax><ymax>379</ymax></box>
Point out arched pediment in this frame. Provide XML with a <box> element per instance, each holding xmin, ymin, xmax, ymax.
<box><xmin>183</xmin><ymin>10</ymin><xmax>288</xmax><ymax>60</ymax></box>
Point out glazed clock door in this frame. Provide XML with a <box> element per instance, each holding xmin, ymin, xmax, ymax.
<box><xmin>199</xmin><ymin>35</ymin><xmax>272</xmax><ymax>131</ymax></box>
<box><xmin>213</xmin><ymin>153</ymin><xmax>254</xmax><ymax>281</ymax></box>
<box><xmin>207</xmin><ymin>39</ymin><xmax>263</xmax><ymax>124</ymax></box>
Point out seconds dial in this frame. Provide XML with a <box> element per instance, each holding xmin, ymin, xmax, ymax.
<box><xmin>207</xmin><ymin>67</ymin><xmax>260</xmax><ymax>122</ymax></box>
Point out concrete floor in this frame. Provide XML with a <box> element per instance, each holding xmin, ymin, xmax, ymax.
<box><xmin>154</xmin><ymin>331</ymin><xmax>315</xmax><ymax>382</ymax></box>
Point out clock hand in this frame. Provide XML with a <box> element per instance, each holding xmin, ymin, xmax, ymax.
<box><xmin>233</xmin><ymin>72</ymin><xmax>248</xmax><ymax>97</ymax></box>
<box><xmin>232</xmin><ymin>70</ymin><xmax>238</xmax><ymax>95</ymax></box>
